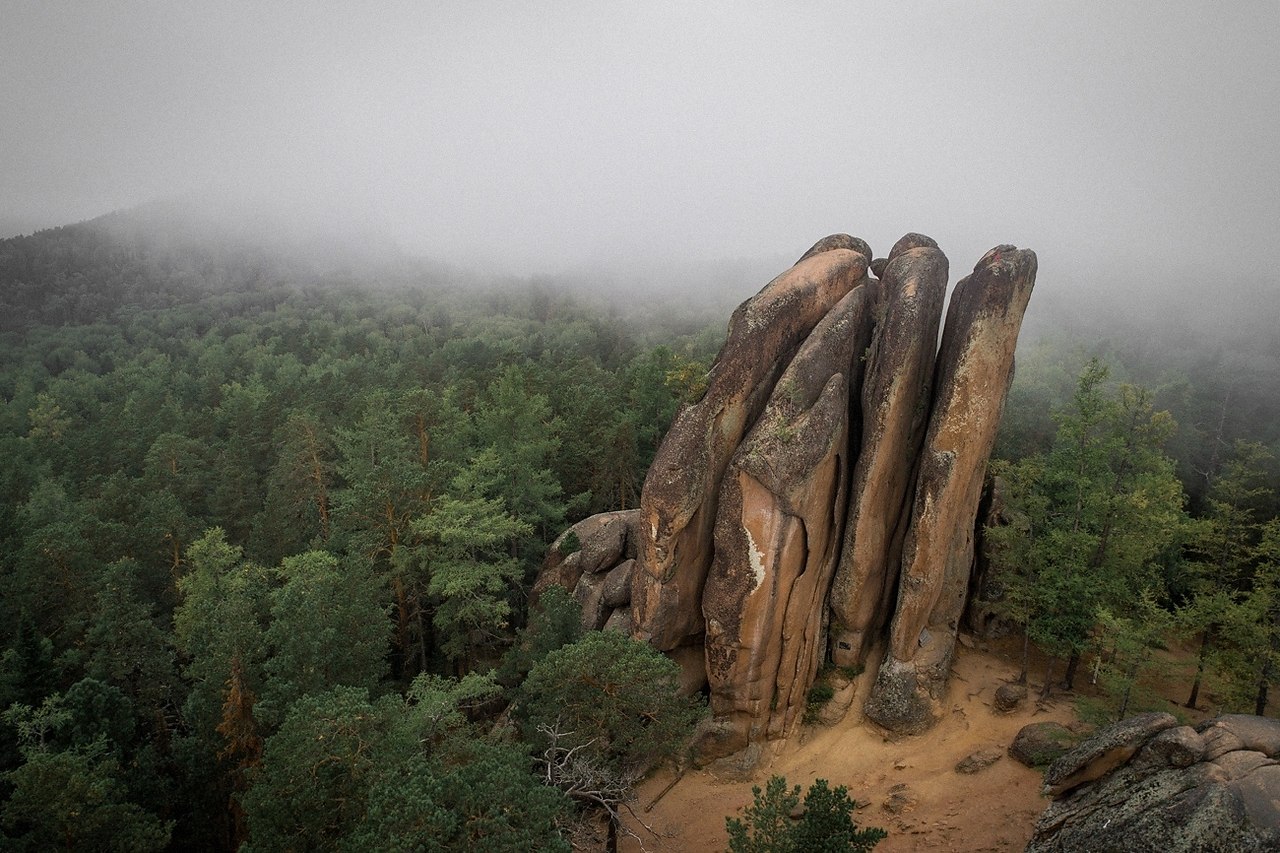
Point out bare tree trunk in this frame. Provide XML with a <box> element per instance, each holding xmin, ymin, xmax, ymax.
<box><xmin>1041</xmin><ymin>657</ymin><xmax>1056</xmax><ymax>700</ymax></box>
<box><xmin>1017</xmin><ymin>628</ymin><xmax>1030</xmax><ymax>684</ymax></box>
<box><xmin>1186</xmin><ymin>630</ymin><xmax>1211</xmax><ymax>709</ymax></box>
<box><xmin>1062</xmin><ymin>650</ymin><xmax>1081</xmax><ymax>690</ymax></box>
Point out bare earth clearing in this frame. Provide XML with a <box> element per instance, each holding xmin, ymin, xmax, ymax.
<box><xmin>624</xmin><ymin>642</ymin><xmax>1083</xmax><ymax>853</ymax></box>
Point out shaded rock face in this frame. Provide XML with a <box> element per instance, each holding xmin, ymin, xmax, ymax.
<box><xmin>537</xmin><ymin>232</ymin><xmax>1037</xmax><ymax>755</ymax></box>
<box><xmin>1027</xmin><ymin>714</ymin><xmax>1280</xmax><ymax>852</ymax></box>
<box><xmin>533</xmin><ymin>510</ymin><xmax>640</xmax><ymax>631</ymax></box>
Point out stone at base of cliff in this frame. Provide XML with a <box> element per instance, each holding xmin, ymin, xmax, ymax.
<box><xmin>1009</xmin><ymin>722</ymin><xmax>1076</xmax><ymax>768</ymax></box>
<box><xmin>993</xmin><ymin>682</ymin><xmax>1027</xmax><ymax>713</ymax></box>
<box><xmin>1027</xmin><ymin>714</ymin><xmax>1280</xmax><ymax>853</ymax></box>
<box><xmin>863</xmin><ymin>656</ymin><xmax>934</xmax><ymax>734</ymax></box>
<box><xmin>955</xmin><ymin>747</ymin><xmax>1003</xmax><ymax>774</ymax></box>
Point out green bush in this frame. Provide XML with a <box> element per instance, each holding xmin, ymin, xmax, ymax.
<box><xmin>726</xmin><ymin>775</ymin><xmax>886</xmax><ymax>852</ymax></box>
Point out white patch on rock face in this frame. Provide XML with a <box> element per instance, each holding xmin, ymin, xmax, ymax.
<box><xmin>745</xmin><ymin>526</ymin><xmax>766</xmax><ymax>591</ymax></box>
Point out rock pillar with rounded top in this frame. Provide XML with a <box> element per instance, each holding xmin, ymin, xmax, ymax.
<box><xmin>828</xmin><ymin>243</ymin><xmax>948</xmax><ymax>669</ymax></box>
<box><xmin>865</xmin><ymin>245</ymin><xmax>1037</xmax><ymax>733</ymax></box>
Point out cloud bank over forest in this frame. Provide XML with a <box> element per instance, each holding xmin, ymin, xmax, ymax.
<box><xmin>3</xmin><ymin>2</ymin><xmax>1277</xmax><ymax>306</ymax></box>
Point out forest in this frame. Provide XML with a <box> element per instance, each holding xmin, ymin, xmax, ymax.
<box><xmin>1</xmin><ymin>211</ymin><xmax>1279</xmax><ymax>850</ymax></box>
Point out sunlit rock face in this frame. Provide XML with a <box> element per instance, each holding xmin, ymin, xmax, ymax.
<box><xmin>630</xmin><ymin>245</ymin><xmax>868</xmax><ymax>653</ymax></box>
<box><xmin>538</xmin><ymin>233</ymin><xmax>1036</xmax><ymax>756</ymax></box>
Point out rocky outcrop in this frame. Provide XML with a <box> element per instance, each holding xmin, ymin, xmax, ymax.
<box><xmin>1027</xmin><ymin>714</ymin><xmax>1280</xmax><ymax>852</ymax></box>
<box><xmin>828</xmin><ymin>246</ymin><xmax>948</xmax><ymax>668</ymax></box>
<box><xmin>702</xmin><ymin>282</ymin><xmax>874</xmax><ymax>755</ymax></box>
<box><xmin>866</xmin><ymin>246</ymin><xmax>1037</xmax><ymax>733</ymax></box>
<box><xmin>632</xmin><ymin>246</ymin><xmax>869</xmax><ymax>652</ymax></box>
<box><xmin>534</xmin><ymin>510</ymin><xmax>641</xmax><ymax>631</ymax></box>
<box><xmin>537</xmin><ymin>232</ymin><xmax>1037</xmax><ymax>756</ymax></box>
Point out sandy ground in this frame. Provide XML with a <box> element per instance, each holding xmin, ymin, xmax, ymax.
<box><xmin>621</xmin><ymin>642</ymin><xmax>1082</xmax><ymax>852</ymax></box>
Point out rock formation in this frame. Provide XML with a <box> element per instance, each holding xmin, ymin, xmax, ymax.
<box><xmin>866</xmin><ymin>245</ymin><xmax>1037</xmax><ymax>732</ymax></box>
<box><xmin>631</xmin><ymin>245</ymin><xmax>868</xmax><ymax>653</ymax></box>
<box><xmin>702</xmin><ymin>282</ymin><xmax>874</xmax><ymax>753</ymax></box>
<box><xmin>828</xmin><ymin>246</ymin><xmax>948</xmax><ymax>668</ymax></box>
<box><xmin>536</xmin><ymin>232</ymin><xmax>1037</xmax><ymax>759</ymax></box>
<box><xmin>1027</xmin><ymin>713</ymin><xmax>1280</xmax><ymax>852</ymax></box>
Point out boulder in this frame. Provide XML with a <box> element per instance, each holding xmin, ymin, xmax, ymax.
<box><xmin>993</xmin><ymin>681</ymin><xmax>1027</xmax><ymax>713</ymax></box>
<box><xmin>1010</xmin><ymin>721</ymin><xmax>1076</xmax><ymax>768</ymax></box>
<box><xmin>601</xmin><ymin>559</ymin><xmax>634</xmax><ymax>608</ymax></box>
<box><xmin>632</xmin><ymin>247</ymin><xmax>869</xmax><ymax>652</ymax></box>
<box><xmin>955</xmin><ymin>747</ymin><xmax>1003</xmax><ymax>774</ymax></box>
<box><xmin>534</xmin><ymin>510</ymin><xmax>639</xmax><ymax>600</ymax></box>
<box><xmin>602</xmin><ymin>607</ymin><xmax>632</xmax><ymax>635</ymax></box>
<box><xmin>702</xmin><ymin>283</ymin><xmax>874</xmax><ymax>754</ymax></box>
<box><xmin>887</xmin><ymin>232</ymin><xmax>938</xmax><ymax>261</ymax></box>
<box><xmin>881</xmin><ymin>784</ymin><xmax>916</xmax><ymax>815</ymax></box>
<box><xmin>829</xmin><ymin>244</ymin><xmax>948</xmax><ymax>668</ymax></box>
<box><xmin>573</xmin><ymin>570</ymin><xmax>610</xmax><ymax>632</ymax></box>
<box><xmin>1042</xmin><ymin>712</ymin><xmax>1177</xmax><ymax>795</ymax></box>
<box><xmin>868</xmin><ymin>245</ymin><xmax>1036</xmax><ymax>733</ymax></box>
<box><xmin>1027</xmin><ymin>714</ymin><xmax>1280</xmax><ymax>852</ymax></box>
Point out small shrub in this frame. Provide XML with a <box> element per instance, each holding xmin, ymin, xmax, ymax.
<box><xmin>726</xmin><ymin>775</ymin><xmax>886</xmax><ymax>852</ymax></box>
<box><xmin>559</xmin><ymin>530</ymin><xmax>581</xmax><ymax>555</ymax></box>
<box><xmin>803</xmin><ymin>683</ymin><xmax>836</xmax><ymax>723</ymax></box>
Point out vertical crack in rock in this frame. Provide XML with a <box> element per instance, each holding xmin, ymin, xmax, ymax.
<box><xmin>631</xmin><ymin>244</ymin><xmax>869</xmax><ymax>654</ymax></box>
<box><xmin>701</xmin><ymin>280</ymin><xmax>873</xmax><ymax>758</ymax></box>
<box><xmin>866</xmin><ymin>245</ymin><xmax>1037</xmax><ymax>733</ymax></box>
<box><xmin>828</xmin><ymin>245</ymin><xmax>948</xmax><ymax>668</ymax></box>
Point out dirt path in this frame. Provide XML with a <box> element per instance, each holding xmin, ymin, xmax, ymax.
<box><xmin>623</xmin><ymin>644</ymin><xmax>1080</xmax><ymax>852</ymax></box>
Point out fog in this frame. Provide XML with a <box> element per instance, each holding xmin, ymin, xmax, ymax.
<box><xmin>4</xmin><ymin>2</ymin><xmax>1278</xmax><ymax>310</ymax></box>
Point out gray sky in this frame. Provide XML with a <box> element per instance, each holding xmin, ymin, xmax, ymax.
<box><xmin>3</xmin><ymin>1</ymin><xmax>1278</xmax><ymax>296</ymax></box>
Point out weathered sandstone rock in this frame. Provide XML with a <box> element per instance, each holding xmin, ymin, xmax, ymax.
<box><xmin>702</xmin><ymin>283</ymin><xmax>874</xmax><ymax>755</ymax></box>
<box><xmin>534</xmin><ymin>510</ymin><xmax>639</xmax><ymax>601</ymax></box>
<box><xmin>866</xmin><ymin>245</ymin><xmax>1036</xmax><ymax>732</ymax></box>
<box><xmin>632</xmin><ymin>246</ymin><xmax>869</xmax><ymax>652</ymax></box>
<box><xmin>573</xmin><ymin>570</ymin><xmax>610</xmax><ymax>632</ymax></box>
<box><xmin>955</xmin><ymin>747</ymin><xmax>1003</xmax><ymax>774</ymax></box>
<box><xmin>796</xmin><ymin>233</ymin><xmax>874</xmax><ymax>265</ymax></box>
<box><xmin>1027</xmin><ymin>714</ymin><xmax>1280</xmax><ymax>852</ymax></box>
<box><xmin>1010</xmin><ymin>721</ymin><xmax>1076</xmax><ymax>768</ymax></box>
<box><xmin>993</xmin><ymin>681</ymin><xmax>1027</xmax><ymax>713</ymax></box>
<box><xmin>601</xmin><ymin>559</ymin><xmax>634</xmax><ymax>608</ymax></box>
<box><xmin>828</xmin><ymin>245</ymin><xmax>948</xmax><ymax>668</ymax></box>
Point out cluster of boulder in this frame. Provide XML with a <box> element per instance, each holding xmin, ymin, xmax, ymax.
<box><xmin>537</xmin><ymin>232</ymin><xmax>1037</xmax><ymax>761</ymax></box>
<box><xmin>1026</xmin><ymin>712</ymin><xmax>1280</xmax><ymax>851</ymax></box>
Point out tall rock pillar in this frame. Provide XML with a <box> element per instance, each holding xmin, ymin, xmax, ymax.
<box><xmin>631</xmin><ymin>245</ymin><xmax>869</xmax><ymax>654</ymax></box>
<box><xmin>828</xmin><ymin>243</ymin><xmax>948</xmax><ymax>668</ymax></box>
<box><xmin>701</xmin><ymin>281</ymin><xmax>874</xmax><ymax>756</ymax></box>
<box><xmin>865</xmin><ymin>245</ymin><xmax>1037</xmax><ymax>733</ymax></box>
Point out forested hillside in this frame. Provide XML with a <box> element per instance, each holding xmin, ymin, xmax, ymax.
<box><xmin>1</xmin><ymin>212</ymin><xmax>1278</xmax><ymax>850</ymax></box>
<box><xmin>0</xmin><ymin>212</ymin><xmax>718</xmax><ymax>850</ymax></box>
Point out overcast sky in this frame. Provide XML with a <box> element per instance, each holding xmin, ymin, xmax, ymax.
<box><xmin>3</xmin><ymin>1</ymin><xmax>1278</xmax><ymax>300</ymax></box>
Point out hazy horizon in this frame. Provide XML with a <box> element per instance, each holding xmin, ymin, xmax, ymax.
<box><xmin>4</xmin><ymin>2</ymin><xmax>1278</xmax><ymax>300</ymax></box>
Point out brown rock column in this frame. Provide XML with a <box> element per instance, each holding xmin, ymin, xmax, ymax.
<box><xmin>828</xmin><ymin>245</ymin><xmax>948</xmax><ymax>668</ymax></box>
<box><xmin>865</xmin><ymin>246</ymin><xmax>1037</xmax><ymax>733</ymax></box>
<box><xmin>631</xmin><ymin>246</ymin><xmax>869</xmax><ymax>652</ymax></box>
<box><xmin>702</xmin><ymin>282</ymin><xmax>874</xmax><ymax>755</ymax></box>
